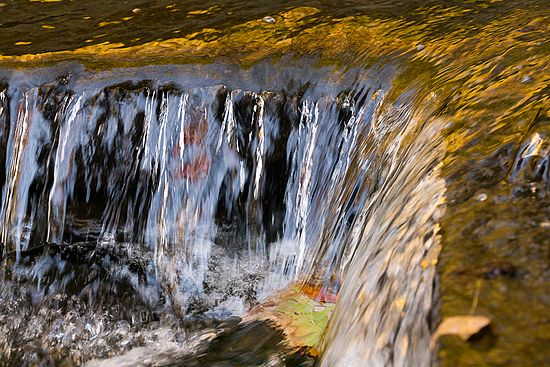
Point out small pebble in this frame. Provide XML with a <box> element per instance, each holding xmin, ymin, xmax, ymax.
<box><xmin>263</xmin><ymin>16</ymin><xmax>276</xmax><ymax>24</ymax></box>
<box><xmin>132</xmin><ymin>8</ymin><xmax>141</xmax><ymax>14</ymax></box>
<box><xmin>476</xmin><ymin>193</ymin><xmax>487</xmax><ymax>201</ymax></box>
<box><xmin>416</xmin><ymin>43</ymin><xmax>425</xmax><ymax>51</ymax></box>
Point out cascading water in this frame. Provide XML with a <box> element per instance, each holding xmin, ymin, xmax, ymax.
<box><xmin>0</xmin><ymin>2</ymin><xmax>548</xmax><ymax>366</ymax></box>
<box><xmin>0</xmin><ymin>62</ymin><xmax>445</xmax><ymax>365</ymax></box>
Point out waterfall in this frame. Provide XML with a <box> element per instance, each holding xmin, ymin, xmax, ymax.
<box><xmin>0</xmin><ymin>63</ymin><xmax>444</xmax><ymax>365</ymax></box>
<box><xmin>0</xmin><ymin>0</ymin><xmax>548</xmax><ymax>364</ymax></box>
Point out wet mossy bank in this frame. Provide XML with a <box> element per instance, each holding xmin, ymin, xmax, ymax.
<box><xmin>0</xmin><ymin>3</ymin><xmax>549</xmax><ymax>365</ymax></box>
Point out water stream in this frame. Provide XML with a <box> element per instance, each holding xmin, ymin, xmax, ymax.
<box><xmin>0</xmin><ymin>60</ymin><xmax>444</xmax><ymax>365</ymax></box>
<box><xmin>0</xmin><ymin>1</ymin><xmax>548</xmax><ymax>366</ymax></box>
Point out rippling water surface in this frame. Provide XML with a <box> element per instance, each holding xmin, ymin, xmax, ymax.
<box><xmin>0</xmin><ymin>1</ymin><xmax>548</xmax><ymax>366</ymax></box>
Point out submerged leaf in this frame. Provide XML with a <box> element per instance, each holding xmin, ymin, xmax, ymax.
<box><xmin>247</xmin><ymin>287</ymin><xmax>335</xmax><ymax>348</ymax></box>
<box><xmin>431</xmin><ymin>315</ymin><xmax>491</xmax><ymax>348</ymax></box>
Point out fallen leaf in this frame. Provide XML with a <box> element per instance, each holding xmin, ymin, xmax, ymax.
<box><xmin>245</xmin><ymin>286</ymin><xmax>335</xmax><ymax>348</ymax></box>
<box><xmin>431</xmin><ymin>315</ymin><xmax>491</xmax><ymax>348</ymax></box>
